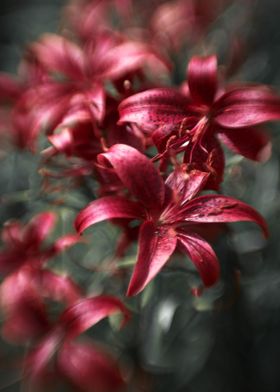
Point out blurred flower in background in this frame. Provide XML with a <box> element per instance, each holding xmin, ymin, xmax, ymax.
<box><xmin>1</xmin><ymin>1</ymin><xmax>280</xmax><ymax>392</ymax></box>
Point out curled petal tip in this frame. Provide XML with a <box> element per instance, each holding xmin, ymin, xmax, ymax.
<box><xmin>75</xmin><ymin>196</ymin><xmax>141</xmax><ymax>234</ymax></box>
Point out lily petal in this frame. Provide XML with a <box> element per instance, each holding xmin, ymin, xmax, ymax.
<box><xmin>0</xmin><ymin>253</ymin><xmax>22</xmax><ymax>275</ymax></box>
<box><xmin>178</xmin><ymin>232</ymin><xmax>220</xmax><ymax>286</ymax></box>
<box><xmin>29</xmin><ymin>83</ymin><xmax>73</xmax><ymax>136</ymax></box>
<box><xmin>22</xmin><ymin>212</ymin><xmax>56</xmax><ymax>247</ymax></box>
<box><xmin>118</xmin><ymin>88</ymin><xmax>190</xmax><ymax>132</ymax></box>
<box><xmin>182</xmin><ymin>195</ymin><xmax>268</xmax><ymax>237</ymax></box>
<box><xmin>99</xmin><ymin>144</ymin><xmax>165</xmax><ymax>210</ymax></box>
<box><xmin>214</xmin><ymin>86</ymin><xmax>280</xmax><ymax>128</ymax></box>
<box><xmin>59</xmin><ymin>296</ymin><xmax>130</xmax><ymax>339</ymax></box>
<box><xmin>126</xmin><ymin>221</ymin><xmax>177</xmax><ymax>296</ymax></box>
<box><xmin>75</xmin><ymin>196</ymin><xmax>143</xmax><ymax>234</ymax></box>
<box><xmin>1</xmin><ymin>267</ymin><xmax>81</xmax><ymax>343</ymax></box>
<box><xmin>53</xmin><ymin>233</ymin><xmax>81</xmax><ymax>251</ymax></box>
<box><xmin>165</xmin><ymin>168</ymin><xmax>209</xmax><ymax>203</ymax></box>
<box><xmin>48</xmin><ymin>128</ymin><xmax>73</xmax><ymax>155</ymax></box>
<box><xmin>187</xmin><ymin>55</ymin><xmax>218</xmax><ymax>106</ymax></box>
<box><xmin>85</xmin><ymin>83</ymin><xmax>105</xmax><ymax>123</ymax></box>
<box><xmin>1</xmin><ymin>271</ymin><xmax>50</xmax><ymax>343</ymax></box>
<box><xmin>24</xmin><ymin>329</ymin><xmax>63</xmax><ymax>387</ymax></box>
<box><xmin>0</xmin><ymin>73</ymin><xmax>22</xmax><ymax>102</ymax></box>
<box><xmin>37</xmin><ymin>269</ymin><xmax>81</xmax><ymax>305</ymax></box>
<box><xmin>217</xmin><ymin>126</ymin><xmax>271</xmax><ymax>162</ymax></box>
<box><xmin>96</xmin><ymin>41</ymin><xmax>170</xmax><ymax>80</ymax></box>
<box><xmin>58</xmin><ymin>341</ymin><xmax>125</xmax><ymax>392</ymax></box>
<box><xmin>30</xmin><ymin>34</ymin><xmax>84</xmax><ymax>80</ymax></box>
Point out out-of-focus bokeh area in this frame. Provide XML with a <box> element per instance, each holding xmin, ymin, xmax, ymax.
<box><xmin>1</xmin><ymin>1</ymin><xmax>280</xmax><ymax>391</ymax></box>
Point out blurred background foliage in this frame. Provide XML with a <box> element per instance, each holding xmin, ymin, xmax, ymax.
<box><xmin>1</xmin><ymin>1</ymin><xmax>280</xmax><ymax>391</ymax></box>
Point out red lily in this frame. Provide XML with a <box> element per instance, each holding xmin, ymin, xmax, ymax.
<box><xmin>1</xmin><ymin>266</ymin><xmax>81</xmax><ymax>343</ymax></box>
<box><xmin>75</xmin><ymin>144</ymin><xmax>268</xmax><ymax>296</ymax></box>
<box><xmin>103</xmin><ymin>95</ymin><xmax>146</xmax><ymax>152</ymax></box>
<box><xmin>150</xmin><ymin>0</ymin><xmax>230</xmax><ymax>50</ymax></box>
<box><xmin>25</xmin><ymin>295</ymin><xmax>130</xmax><ymax>392</ymax></box>
<box><xmin>27</xmin><ymin>32</ymin><xmax>169</xmax><ymax>136</ymax></box>
<box><xmin>118</xmin><ymin>55</ymin><xmax>280</xmax><ymax>185</ymax></box>
<box><xmin>46</xmin><ymin>120</ymin><xmax>102</xmax><ymax>163</ymax></box>
<box><xmin>0</xmin><ymin>72</ymin><xmax>38</xmax><ymax>149</ymax></box>
<box><xmin>0</xmin><ymin>55</ymin><xmax>52</xmax><ymax>150</ymax></box>
<box><xmin>44</xmin><ymin>95</ymin><xmax>145</xmax><ymax>169</ymax></box>
<box><xmin>0</xmin><ymin>212</ymin><xmax>79</xmax><ymax>276</ymax></box>
<box><xmin>65</xmin><ymin>0</ymin><xmax>133</xmax><ymax>42</ymax></box>
<box><xmin>0</xmin><ymin>212</ymin><xmax>81</xmax><ymax>343</ymax></box>
<box><xmin>40</xmin><ymin>120</ymin><xmax>102</xmax><ymax>181</ymax></box>
<box><xmin>0</xmin><ymin>73</ymin><xmax>23</xmax><ymax>104</ymax></box>
<box><xmin>65</xmin><ymin>0</ymin><xmax>229</xmax><ymax>51</ymax></box>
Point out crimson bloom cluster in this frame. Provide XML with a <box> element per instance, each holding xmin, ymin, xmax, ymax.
<box><xmin>0</xmin><ymin>0</ymin><xmax>279</xmax><ymax>391</ymax></box>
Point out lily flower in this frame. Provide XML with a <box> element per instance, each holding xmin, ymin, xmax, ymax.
<box><xmin>27</xmin><ymin>32</ymin><xmax>169</xmax><ymax>137</ymax></box>
<box><xmin>0</xmin><ymin>71</ymin><xmax>40</xmax><ymax>149</ymax></box>
<box><xmin>0</xmin><ymin>53</ymin><xmax>53</xmax><ymax>150</ymax></box>
<box><xmin>1</xmin><ymin>266</ymin><xmax>81</xmax><ymax>343</ymax></box>
<box><xmin>0</xmin><ymin>212</ymin><xmax>79</xmax><ymax>276</ymax></box>
<box><xmin>65</xmin><ymin>0</ymin><xmax>133</xmax><ymax>42</ymax></box>
<box><xmin>45</xmin><ymin>121</ymin><xmax>102</xmax><ymax>163</ymax></box>
<box><xmin>25</xmin><ymin>295</ymin><xmax>130</xmax><ymax>392</ymax></box>
<box><xmin>43</xmin><ymin>95</ymin><xmax>145</xmax><ymax>174</ymax></box>
<box><xmin>118</xmin><ymin>55</ymin><xmax>280</xmax><ymax>186</ymax></box>
<box><xmin>75</xmin><ymin>144</ymin><xmax>268</xmax><ymax>296</ymax></box>
<box><xmin>0</xmin><ymin>212</ymin><xmax>81</xmax><ymax>343</ymax></box>
<box><xmin>151</xmin><ymin>0</ymin><xmax>229</xmax><ymax>50</ymax></box>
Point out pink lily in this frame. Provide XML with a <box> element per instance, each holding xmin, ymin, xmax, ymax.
<box><xmin>150</xmin><ymin>0</ymin><xmax>230</xmax><ymax>50</ymax></box>
<box><xmin>118</xmin><ymin>55</ymin><xmax>280</xmax><ymax>185</ymax></box>
<box><xmin>1</xmin><ymin>266</ymin><xmax>81</xmax><ymax>343</ymax></box>
<box><xmin>0</xmin><ymin>212</ymin><xmax>81</xmax><ymax>343</ymax></box>
<box><xmin>44</xmin><ymin>95</ymin><xmax>145</xmax><ymax>168</ymax></box>
<box><xmin>25</xmin><ymin>295</ymin><xmax>130</xmax><ymax>392</ymax></box>
<box><xmin>0</xmin><ymin>72</ymin><xmax>37</xmax><ymax>149</ymax></box>
<box><xmin>46</xmin><ymin>121</ymin><xmax>102</xmax><ymax>161</ymax></box>
<box><xmin>65</xmin><ymin>0</ymin><xmax>133</xmax><ymax>42</ymax></box>
<box><xmin>75</xmin><ymin>144</ymin><xmax>268</xmax><ymax>296</ymax></box>
<box><xmin>0</xmin><ymin>212</ymin><xmax>79</xmax><ymax>276</ymax></box>
<box><xmin>27</xmin><ymin>32</ymin><xmax>169</xmax><ymax>136</ymax></box>
<box><xmin>0</xmin><ymin>54</ymin><xmax>52</xmax><ymax>150</ymax></box>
